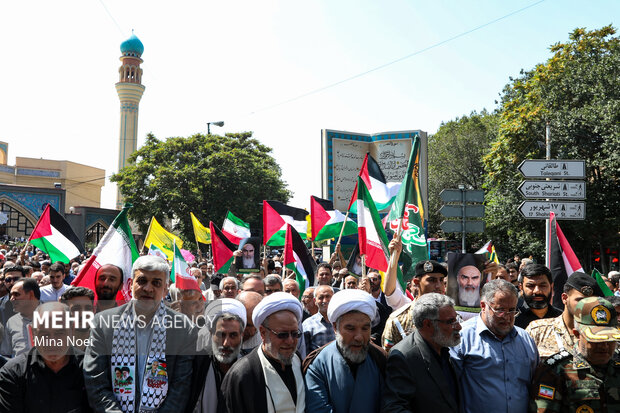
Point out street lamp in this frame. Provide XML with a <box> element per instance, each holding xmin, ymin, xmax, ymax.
<box><xmin>207</xmin><ymin>121</ymin><xmax>224</xmax><ymax>135</ymax></box>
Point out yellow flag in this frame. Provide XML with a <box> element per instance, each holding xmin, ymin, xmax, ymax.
<box><xmin>190</xmin><ymin>212</ymin><xmax>211</xmax><ymax>245</ymax></box>
<box><xmin>144</xmin><ymin>217</ymin><xmax>183</xmax><ymax>260</ymax></box>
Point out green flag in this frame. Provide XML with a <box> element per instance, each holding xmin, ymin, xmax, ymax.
<box><xmin>385</xmin><ymin>136</ymin><xmax>428</xmax><ymax>279</ymax></box>
<box><xmin>592</xmin><ymin>268</ymin><xmax>614</xmax><ymax>297</ymax></box>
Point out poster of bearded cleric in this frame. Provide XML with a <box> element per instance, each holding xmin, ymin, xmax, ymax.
<box><xmin>233</xmin><ymin>237</ymin><xmax>261</xmax><ymax>273</ymax></box>
<box><xmin>446</xmin><ymin>252</ymin><xmax>487</xmax><ymax>311</ymax></box>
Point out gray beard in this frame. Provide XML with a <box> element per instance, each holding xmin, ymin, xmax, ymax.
<box><xmin>459</xmin><ymin>287</ymin><xmax>479</xmax><ymax>307</ymax></box>
<box><xmin>336</xmin><ymin>333</ymin><xmax>368</xmax><ymax>364</ymax></box>
<box><xmin>264</xmin><ymin>335</ymin><xmax>293</xmax><ymax>365</ymax></box>
<box><xmin>431</xmin><ymin>324</ymin><xmax>461</xmax><ymax>348</ymax></box>
<box><xmin>211</xmin><ymin>338</ymin><xmax>241</xmax><ymax>364</ymax></box>
<box><xmin>242</xmin><ymin>257</ymin><xmax>255</xmax><ymax>268</ymax></box>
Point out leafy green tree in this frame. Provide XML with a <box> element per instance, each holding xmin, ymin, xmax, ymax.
<box><xmin>427</xmin><ymin>111</ymin><xmax>498</xmax><ymax>250</ymax></box>
<box><xmin>484</xmin><ymin>26</ymin><xmax>620</xmax><ymax>270</ymax></box>
<box><xmin>112</xmin><ymin>132</ymin><xmax>291</xmax><ymax>248</ymax></box>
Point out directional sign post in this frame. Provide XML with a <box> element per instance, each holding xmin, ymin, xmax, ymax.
<box><xmin>518</xmin><ymin>180</ymin><xmax>586</xmax><ymax>200</ymax></box>
<box><xmin>518</xmin><ymin>201</ymin><xmax>586</xmax><ymax>220</ymax></box>
<box><xmin>518</xmin><ymin>160</ymin><xmax>585</xmax><ymax>179</ymax></box>
<box><xmin>440</xmin><ymin>188</ymin><xmax>485</xmax><ymax>253</ymax></box>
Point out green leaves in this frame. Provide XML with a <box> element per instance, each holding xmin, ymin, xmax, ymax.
<box><xmin>111</xmin><ymin>132</ymin><xmax>291</xmax><ymax>249</ymax></box>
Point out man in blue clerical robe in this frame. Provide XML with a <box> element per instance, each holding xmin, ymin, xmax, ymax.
<box><xmin>304</xmin><ymin>289</ymin><xmax>387</xmax><ymax>412</ymax></box>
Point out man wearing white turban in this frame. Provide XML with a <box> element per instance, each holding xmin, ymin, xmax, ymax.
<box><xmin>187</xmin><ymin>298</ymin><xmax>247</xmax><ymax>413</ymax></box>
<box><xmin>303</xmin><ymin>289</ymin><xmax>387</xmax><ymax>413</ymax></box>
<box><xmin>221</xmin><ymin>292</ymin><xmax>305</xmax><ymax>413</ymax></box>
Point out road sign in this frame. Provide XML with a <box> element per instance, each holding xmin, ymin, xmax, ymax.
<box><xmin>440</xmin><ymin>220</ymin><xmax>485</xmax><ymax>233</ymax></box>
<box><xmin>518</xmin><ymin>180</ymin><xmax>586</xmax><ymax>200</ymax></box>
<box><xmin>439</xmin><ymin>205</ymin><xmax>485</xmax><ymax>218</ymax></box>
<box><xmin>439</xmin><ymin>189</ymin><xmax>484</xmax><ymax>203</ymax></box>
<box><xmin>518</xmin><ymin>159</ymin><xmax>585</xmax><ymax>179</ymax></box>
<box><xmin>518</xmin><ymin>201</ymin><xmax>586</xmax><ymax>220</ymax></box>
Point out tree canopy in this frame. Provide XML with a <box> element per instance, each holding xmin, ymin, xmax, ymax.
<box><xmin>427</xmin><ymin>110</ymin><xmax>498</xmax><ymax>247</ymax></box>
<box><xmin>483</xmin><ymin>25</ymin><xmax>620</xmax><ymax>269</ymax></box>
<box><xmin>112</xmin><ymin>132</ymin><xmax>291</xmax><ymax>247</ymax></box>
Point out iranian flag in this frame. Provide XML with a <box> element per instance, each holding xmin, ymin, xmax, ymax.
<box><xmin>283</xmin><ymin>224</ymin><xmax>316</xmax><ymax>297</ymax></box>
<box><xmin>348</xmin><ymin>153</ymin><xmax>400</xmax><ymax>214</ymax></box>
<box><xmin>222</xmin><ymin>211</ymin><xmax>251</xmax><ymax>244</ymax></box>
<box><xmin>549</xmin><ymin>211</ymin><xmax>584</xmax><ymax>309</ymax></box>
<box><xmin>356</xmin><ymin>177</ymin><xmax>390</xmax><ymax>273</ymax></box>
<box><xmin>72</xmin><ymin>205</ymin><xmax>139</xmax><ymax>302</ymax></box>
<box><xmin>171</xmin><ymin>241</ymin><xmax>201</xmax><ymax>292</ymax></box>
<box><xmin>263</xmin><ymin>200</ymin><xmax>308</xmax><ymax>246</ymax></box>
<box><xmin>210</xmin><ymin>221</ymin><xmax>238</xmax><ymax>273</ymax></box>
<box><xmin>310</xmin><ymin>196</ymin><xmax>357</xmax><ymax>241</ymax></box>
<box><xmin>29</xmin><ymin>204</ymin><xmax>84</xmax><ymax>263</ymax></box>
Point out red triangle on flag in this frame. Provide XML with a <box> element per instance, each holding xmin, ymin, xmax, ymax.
<box><xmin>263</xmin><ymin>201</ymin><xmax>285</xmax><ymax>245</ymax></box>
<box><xmin>310</xmin><ymin>196</ymin><xmax>331</xmax><ymax>241</ymax></box>
<box><xmin>29</xmin><ymin>204</ymin><xmax>52</xmax><ymax>240</ymax></box>
<box><xmin>210</xmin><ymin>221</ymin><xmax>237</xmax><ymax>272</ymax></box>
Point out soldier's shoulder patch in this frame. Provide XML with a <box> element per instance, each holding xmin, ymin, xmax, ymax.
<box><xmin>545</xmin><ymin>351</ymin><xmax>571</xmax><ymax>366</ymax></box>
<box><xmin>538</xmin><ymin>384</ymin><xmax>555</xmax><ymax>400</ymax></box>
<box><xmin>575</xmin><ymin>405</ymin><xmax>594</xmax><ymax>413</ymax></box>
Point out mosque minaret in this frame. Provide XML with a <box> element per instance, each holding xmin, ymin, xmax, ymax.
<box><xmin>115</xmin><ymin>33</ymin><xmax>145</xmax><ymax>209</ymax></box>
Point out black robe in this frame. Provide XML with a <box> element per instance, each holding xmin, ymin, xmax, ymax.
<box><xmin>220</xmin><ymin>347</ymin><xmax>269</xmax><ymax>413</ymax></box>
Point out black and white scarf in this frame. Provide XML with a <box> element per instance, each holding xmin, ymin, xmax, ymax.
<box><xmin>112</xmin><ymin>300</ymin><xmax>168</xmax><ymax>412</ymax></box>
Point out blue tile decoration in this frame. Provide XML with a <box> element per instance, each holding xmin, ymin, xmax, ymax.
<box><xmin>0</xmin><ymin>191</ymin><xmax>61</xmax><ymax>218</ymax></box>
<box><xmin>85</xmin><ymin>212</ymin><xmax>114</xmax><ymax>229</ymax></box>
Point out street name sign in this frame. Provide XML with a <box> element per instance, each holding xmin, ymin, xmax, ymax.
<box><xmin>439</xmin><ymin>189</ymin><xmax>484</xmax><ymax>203</ymax></box>
<box><xmin>439</xmin><ymin>205</ymin><xmax>485</xmax><ymax>218</ymax></box>
<box><xmin>518</xmin><ymin>201</ymin><xmax>586</xmax><ymax>220</ymax></box>
<box><xmin>518</xmin><ymin>160</ymin><xmax>585</xmax><ymax>179</ymax></box>
<box><xmin>440</xmin><ymin>220</ymin><xmax>485</xmax><ymax>233</ymax></box>
<box><xmin>518</xmin><ymin>180</ymin><xmax>586</xmax><ymax>200</ymax></box>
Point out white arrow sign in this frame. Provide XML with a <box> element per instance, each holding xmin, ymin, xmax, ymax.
<box><xmin>518</xmin><ymin>180</ymin><xmax>586</xmax><ymax>199</ymax></box>
<box><xmin>518</xmin><ymin>201</ymin><xmax>585</xmax><ymax>220</ymax></box>
<box><xmin>518</xmin><ymin>160</ymin><xmax>585</xmax><ymax>179</ymax></box>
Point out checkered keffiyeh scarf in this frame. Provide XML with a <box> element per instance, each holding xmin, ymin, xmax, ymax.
<box><xmin>112</xmin><ymin>300</ymin><xmax>168</xmax><ymax>412</ymax></box>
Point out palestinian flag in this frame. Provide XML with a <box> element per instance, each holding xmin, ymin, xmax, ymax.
<box><xmin>72</xmin><ymin>205</ymin><xmax>139</xmax><ymax>302</ymax></box>
<box><xmin>29</xmin><ymin>204</ymin><xmax>84</xmax><ymax>263</ymax></box>
<box><xmin>171</xmin><ymin>241</ymin><xmax>201</xmax><ymax>292</ymax></box>
<box><xmin>222</xmin><ymin>211</ymin><xmax>251</xmax><ymax>244</ymax></box>
<box><xmin>385</xmin><ymin>137</ymin><xmax>428</xmax><ymax>279</ymax></box>
<box><xmin>356</xmin><ymin>177</ymin><xmax>390</xmax><ymax>273</ymax></box>
<box><xmin>209</xmin><ymin>221</ymin><xmax>238</xmax><ymax>273</ymax></box>
<box><xmin>549</xmin><ymin>211</ymin><xmax>584</xmax><ymax>309</ymax></box>
<box><xmin>348</xmin><ymin>153</ymin><xmax>400</xmax><ymax>214</ymax></box>
<box><xmin>476</xmin><ymin>241</ymin><xmax>500</xmax><ymax>264</ymax></box>
<box><xmin>283</xmin><ymin>224</ymin><xmax>316</xmax><ymax>297</ymax></box>
<box><xmin>263</xmin><ymin>200</ymin><xmax>308</xmax><ymax>246</ymax></box>
<box><xmin>310</xmin><ymin>196</ymin><xmax>357</xmax><ymax>241</ymax></box>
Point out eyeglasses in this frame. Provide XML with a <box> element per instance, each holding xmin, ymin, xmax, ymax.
<box><xmin>487</xmin><ymin>306</ymin><xmax>520</xmax><ymax>317</ymax></box>
<box><xmin>432</xmin><ymin>315</ymin><xmax>463</xmax><ymax>328</ymax></box>
<box><xmin>265</xmin><ymin>327</ymin><xmax>302</xmax><ymax>340</ymax></box>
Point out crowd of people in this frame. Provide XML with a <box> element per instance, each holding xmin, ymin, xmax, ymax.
<box><xmin>0</xmin><ymin>239</ymin><xmax>619</xmax><ymax>412</ymax></box>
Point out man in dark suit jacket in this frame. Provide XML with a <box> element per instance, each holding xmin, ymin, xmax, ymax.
<box><xmin>84</xmin><ymin>256</ymin><xmax>196</xmax><ymax>413</ymax></box>
<box><xmin>382</xmin><ymin>293</ymin><xmax>461</xmax><ymax>413</ymax></box>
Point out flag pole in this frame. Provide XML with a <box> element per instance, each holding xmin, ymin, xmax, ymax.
<box><xmin>335</xmin><ymin>211</ymin><xmax>350</xmax><ymax>247</ymax></box>
<box><xmin>311</xmin><ymin>241</ymin><xmax>316</xmax><ymax>260</ymax></box>
<box><xmin>143</xmin><ymin>217</ymin><xmax>154</xmax><ymax>254</ymax></box>
<box><xmin>361</xmin><ymin>254</ymin><xmax>366</xmax><ymax>279</ymax></box>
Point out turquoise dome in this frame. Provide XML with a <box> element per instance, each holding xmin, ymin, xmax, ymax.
<box><xmin>120</xmin><ymin>33</ymin><xmax>144</xmax><ymax>56</ymax></box>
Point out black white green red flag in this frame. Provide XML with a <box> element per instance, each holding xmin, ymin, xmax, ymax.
<box><xmin>29</xmin><ymin>204</ymin><xmax>84</xmax><ymax>263</ymax></box>
<box><xmin>385</xmin><ymin>137</ymin><xmax>428</xmax><ymax>278</ymax></box>
<box><xmin>209</xmin><ymin>221</ymin><xmax>238</xmax><ymax>273</ymax></box>
<box><xmin>348</xmin><ymin>153</ymin><xmax>400</xmax><ymax>214</ymax></box>
<box><xmin>310</xmin><ymin>196</ymin><xmax>357</xmax><ymax>241</ymax></box>
<box><xmin>549</xmin><ymin>211</ymin><xmax>584</xmax><ymax>309</ymax></box>
<box><xmin>283</xmin><ymin>224</ymin><xmax>316</xmax><ymax>298</ymax></box>
<box><xmin>263</xmin><ymin>200</ymin><xmax>308</xmax><ymax>246</ymax></box>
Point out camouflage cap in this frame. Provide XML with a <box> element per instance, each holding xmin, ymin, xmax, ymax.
<box><xmin>574</xmin><ymin>297</ymin><xmax>620</xmax><ymax>342</ymax></box>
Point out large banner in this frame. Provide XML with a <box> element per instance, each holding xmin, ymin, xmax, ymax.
<box><xmin>321</xmin><ymin>129</ymin><xmax>428</xmax><ymax>216</ymax></box>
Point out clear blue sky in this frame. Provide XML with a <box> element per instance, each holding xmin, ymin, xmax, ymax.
<box><xmin>0</xmin><ymin>0</ymin><xmax>617</xmax><ymax>211</ymax></box>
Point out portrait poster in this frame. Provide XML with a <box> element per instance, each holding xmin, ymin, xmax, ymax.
<box><xmin>446</xmin><ymin>252</ymin><xmax>487</xmax><ymax>313</ymax></box>
<box><xmin>235</xmin><ymin>237</ymin><xmax>261</xmax><ymax>273</ymax></box>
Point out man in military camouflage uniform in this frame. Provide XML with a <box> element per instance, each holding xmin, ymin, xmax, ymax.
<box><xmin>530</xmin><ymin>296</ymin><xmax>620</xmax><ymax>412</ymax></box>
<box><xmin>526</xmin><ymin>272</ymin><xmax>603</xmax><ymax>359</ymax></box>
<box><xmin>381</xmin><ymin>258</ymin><xmax>447</xmax><ymax>350</ymax></box>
